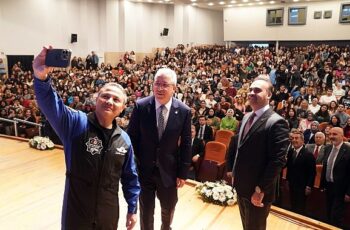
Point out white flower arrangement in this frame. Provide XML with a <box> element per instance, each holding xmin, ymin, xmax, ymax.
<box><xmin>29</xmin><ymin>136</ymin><xmax>55</xmax><ymax>150</ymax></box>
<box><xmin>196</xmin><ymin>180</ymin><xmax>237</xmax><ymax>206</ymax></box>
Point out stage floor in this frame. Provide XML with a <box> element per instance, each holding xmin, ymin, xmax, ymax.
<box><xmin>0</xmin><ymin>136</ymin><xmax>339</xmax><ymax>230</ymax></box>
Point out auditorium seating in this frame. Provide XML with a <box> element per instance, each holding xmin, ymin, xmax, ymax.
<box><xmin>214</xmin><ymin>129</ymin><xmax>234</xmax><ymax>149</ymax></box>
<box><xmin>197</xmin><ymin>141</ymin><xmax>226</xmax><ymax>182</ymax></box>
<box><xmin>318</xmin><ymin>122</ymin><xmax>329</xmax><ymax>132</ymax></box>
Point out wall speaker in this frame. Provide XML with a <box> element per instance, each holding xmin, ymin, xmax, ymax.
<box><xmin>162</xmin><ymin>28</ymin><xmax>169</xmax><ymax>36</ymax></box>
<box><xmin>71</xmin><ymin>34</ymin><xmax>78</xmax><ymax>43</ymax></box>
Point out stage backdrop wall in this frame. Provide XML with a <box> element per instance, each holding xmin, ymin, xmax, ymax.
<box><xmin>224</xmin><ymin>0</ymin><xmax>350</xmax><ymax>41</ymax></box>
<box><xmin>0</xmin><ymin>0</ymin><xmax>224</xmax><ymax>56</ymax></box>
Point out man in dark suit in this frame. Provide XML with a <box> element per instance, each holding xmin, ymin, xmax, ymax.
<box><xmin>305</xmin><ymin>131</ymin><xmax>326</xmax><ymax>164</ymax></box>
<box><xmin>232</xmin><ymin>77</ymin><xmax>289</xmax><ymax>230</ymax></box>
<box><xmin>303</xmin><ymin>121</ymin><xmax>320</xmax><ymax>144</ymax></box>
<box><xmin>320</xmin><ymin>127</ymin><xmax>350</xmax><ymax>228</ymax></box>
<box><xmin>286</xmin><ymin>130</ymin><xmax>316</xmax><ymax>214</ymax></box>
<box><xmin>128</xmin><ymin>68</ymin><xmax>192</xmax><ymax>230</ymax></box>
<box><xmin>189</xmin><ymin>124</ymin><xmax>205</xmax><ymax>179</ymax></box>
<box><xmin>196</xmin><ymin>115</ymin><xmax>214</xmax><ymax>143</ymax></box>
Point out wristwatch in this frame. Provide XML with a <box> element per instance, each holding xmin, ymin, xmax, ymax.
<box><xmin>255</xmin><ymin>186</ymin><xmax>262</xmax><ymax>194</ymax></box>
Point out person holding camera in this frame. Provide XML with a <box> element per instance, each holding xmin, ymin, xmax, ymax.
<box><xmin>33</xmin><ymin>47</ymin><xmax>140</xmax><ymax>230</ymax></box>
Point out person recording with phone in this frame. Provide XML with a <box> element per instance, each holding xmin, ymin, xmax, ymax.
<box><xmin>33</xmin><ymin>46</ymin><xmax>140</xmax><ymax>230</ymax></box>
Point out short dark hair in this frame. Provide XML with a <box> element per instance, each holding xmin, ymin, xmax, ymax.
<box><xmin>254</xmin><ymin>76</ymin><xmax>273</xmax><ymax>94</ymax></box>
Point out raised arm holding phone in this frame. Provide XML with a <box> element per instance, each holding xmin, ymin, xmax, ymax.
<box><xmin>33</xmin><ymin>46</ymin><xmax>140</xmax><ymax>230</ymax></box>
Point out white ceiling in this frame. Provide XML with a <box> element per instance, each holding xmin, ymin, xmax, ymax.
<box><xmin>128</xmin><ymin>0</ymin><xmax>332</xmax><ymax>11</ymax></box>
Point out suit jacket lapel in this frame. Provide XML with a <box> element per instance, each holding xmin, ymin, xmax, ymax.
<box><xmin>240</xmin><ymin>109</ymin><xmax>274</xmax><ymax>146</ymax></box>
<box><xmin>334</xmin><ymin>143</ymin><xmax>346</xmax><ymax>167</ymax></box>
<box><xmin>237</xmin><ymin>112</ymin><xmax>250</xmax><ymax>147</ymax></box>
<box><xmin>161</xmin><ymin>98</ymin><xmax>179</xmax><ymax>139</ymax></box>
<box><xmin>147</xmin><ymin>97</ymin><xmax>159</xmax><ymax>141</ymax></box>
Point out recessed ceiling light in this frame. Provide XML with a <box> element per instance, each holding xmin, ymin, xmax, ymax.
<box><xmin>190</xmin><ymin>0</ymin><xmax>197</xmax><ymax>2</ymax></box>
<box><xmin>208</xmin><ymin>2</ymin><xmax>214</xmax><ymax>6</ymax></box>
<box><xmin>255</xmin><ymin>0</ymin><xmax>260</xmax><ymax>1</ymax></box>
<box><xmin>248</xmin><ymin>2</ymin><xmax>253</xmax><ymax>5</ymax></box>
<box><xmin>238</xmin><ymin>3</ymin><xmax>244</xmax><ymax>6</ymax></box>
<box><xmin>293</xmin><ymin>0</ymin><xmax>299</xmax><ymax>2</ymax></box>
<box><xmin>192</xmin><ymin>3</ymin><xmax>197</xmax><ymax>5</ymax></box>
<box><xmin>158</xmin><ymin>0</ymin><xmax>163</xmax><ymax>2</ymax></box>
<box><xmin>148</xmin><ymin>0</ymin><xmax>153</xmax><ymax>2</ymax></box>
<box><xmin>227</xmin><ymin>4</ymin><xmax>233</xmax><ymax>7</ymax></box>
<box><xmin>243</xmin><ymin>0</ymin><xmax>249</xmax><ymax>2</ymax></box>
<box><xmin>269</xmin><ymin>1</ymin><xmax>275</xmax><ymax>3</ymax></box>
<box><xmin>164</xmin><ymin>0</ymin><xmax>170</xmax><ymax>2</ymax></box>
<box><xmin>230</xmin><ymin>0</ymin><xmax>237</xmax><ymax>3</ymax></box>
<box><xmin>219</xmin><ymin>1</ymin><xmax>225</xmax><ymax>5</ymax></box>
<box><xmin>259</xmin><ymin>2</ymin><xmax>263</xmax><ymax>4</ymax></box>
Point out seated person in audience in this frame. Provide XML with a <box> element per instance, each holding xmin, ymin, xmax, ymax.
<box><xmin>232</xmin><ymin>104</ymin><xmax>244</xmax><ymax>121</ymax></box>
<box><xmin>286</xmin><ymin>130</ymin><xmax>316</xmax><ymax>215</ymax></box>
<box><xmin>339</xmin><ymin>90</ymin><xmax>350</xmax><ymax>109</ymax></box>
<box><xmin>333</xmin><ymin>81</ymin><xmax>345</xmax><ymax>101</ymax></box>
<box><xmin>298</xmin><ymin>111</ymin><xmax>315</xmax><ymax>133</ymax></box>
<box><xmin>319</xmin><ymin>88</ymin><xmax>337</xmax><ymax>105</ymax></box>
<box><xmin>315</xmin><ymin>104</ymin><xmax>331</xmax><ymax>123</ymax></box>
<box><xmin>196</xmin><ymin>115</ymin><xmax>213</xmax><ymax>143</ymax></box>
<box><xmin>296</xmin><ymin>99</ymin><xmax>309</xmax><ymax>119</ymax></box>
<box><xmin>69</xmin><ymin>95</ymin><xmax>84</xmax><ymax>111</ymax></box>
<box><xmin>334</xmin><ymin>103</ymin><xmax>350</xmax><ymax>128</ymax></box>
<box><xmin>328</xmin><ymin>100</ymin><xmax>338</xmax><ymax>116</ymax></box>
<box><xmin>18</xmin><ymin>108</ymin><xmax>37</xmax><ymax>137</ymax></box>
<box><xmin>303</xmin><ymin>121</ymin><xmax>320</xmax><ymax>144</ymax></box>
<box><xmin>189</xmin><ymin>125</ymin><xmax>204</xmax><ymax>179</ymax></box>
<box><xmin>343</xmin><ymin>117</ymin><xmax>350</xmax><ymax>140</ymax></box>
<box><xmin>309</xmin><ymin>97</ymin><xmax>321</xmax><ymax>114</ymax></box>
<box><xmin>329</xmin><ymin>114</ymin><xmax>341</xmax><ymax>128</ymax></box>
<box><xmin>285</xmin><ymin>108</ymin><xmax>299</xmax><ymax>130</ymax></box>
<box><xmin>198</xmin><ymin>100</ymin><xmax>208</xmax><ymax>116</ymax></box>
<box><xmin>219</xmin><ymin>109</ymin><xmax>239</xmax><ymax>133</ymax></box>
<box><xmin>323</xmin><ymin>125</ymin><xmax>333</xmax><ymax>145</ymax></box>
<box><xmin>305</xmin><ymin>131</ymin><xmax>326</xmax><ymax>164</ymax></box>
<box><xmin>206</xmin><ymin>108</ymin><xmax>220</xmax><ymax>131</ymax></box>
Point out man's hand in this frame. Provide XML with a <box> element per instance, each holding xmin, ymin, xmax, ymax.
<box><xmin>33</xmin><ymin>46</ymin><xmax>53</xmax><ymax>80</ymax></box>
<box><xmin>226</xmin><ymin>172</ymin><xmax>234</xmax><ymax>185</ymax></box>
<box><xmin>126</xmin><ymin>213</ymin><xmax>137</xmax><ymax>230</ymax></box>
<box><xmin>251</xmin><ymin>192</ymin><xmax>264</xmax><ymax>208</ymax></box>
<box><xmin>192</xmin><ymin>154</ymin><xmax>200</xmax><ymax>163</ymax></box>
<box><xmin>305</xmin><ymin>186</ymin><xmax>312</xmax><ymax>196</ymax></box>
<box><xmin>176</xmin><ymin>178</ymin><xmax>186</xmax><ymax>188</ymax></box>
<box><xmin>345</xmin><ymin>195</ymin><xmax>350</xmax><ymax>202</ymax></box>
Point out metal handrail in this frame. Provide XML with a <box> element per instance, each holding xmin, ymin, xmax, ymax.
<box><xmin>0</xmin><ymin>117</ymin><xmax>18</xmax><ymax>136</ymax></box>
<box><xmin>14</xmin><ymin>118</ymin><xmax>42</xmax><ymax>136</ymax></box>
<box><xmin>0</xmin><ymin>117</ymin><xmax>43</xmax><ymax>137</ymax></box>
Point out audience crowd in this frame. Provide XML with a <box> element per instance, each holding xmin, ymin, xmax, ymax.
<box><xmin>1</xmin><ymin>43</ymin><xmax>350</xmax><ymax>227</ymax></box>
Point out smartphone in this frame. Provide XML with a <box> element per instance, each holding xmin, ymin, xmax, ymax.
<box><xmin>45</xmin><ymin>49</ymin><xmax>72</xmax><ymax>68</ymax></box>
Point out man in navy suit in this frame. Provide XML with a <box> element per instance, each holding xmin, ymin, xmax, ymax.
<box><xmin>320</xmin><ymin>127</ymin><xmax>350</xmax><ymax>228</ymax></box>
<box><xmin>232</xmin><ymin>77</ymin><xmax>289</xmax><ymax>230</ymax></box>
<box><xmin>286</xmin><ymin>129</ymin><xmax>316</xmax><ymax>214</ymax></box>
<box><xmin>128</xmin><ymin>68</ymin><xmax>192</xmax><ymax>230</ymax></box>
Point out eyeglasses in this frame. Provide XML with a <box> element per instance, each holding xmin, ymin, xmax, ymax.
<box><xmin>154</xmin><ymin>82</ymin><xmax>173</xmax><ymax>89</ymax></box>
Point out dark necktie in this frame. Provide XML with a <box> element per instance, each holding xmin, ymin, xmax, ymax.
<box><xmin>242</xmin><ymin>112</ymin><xmax>256</xmax><ymax>139</ymax></box>
<box><xmin>198</xmin><ymin>126</ymin><xmax>204</xmax><ymax>139</ymax></box>
<box><xmin>292</xmin><ymin>149</ymin><xmax>298</xmax><ymax>162</ymax></box>
<box><xmin>158</xmin><ymin>105</ymin><xmax>165</xmax><ymax>140</ymax></box>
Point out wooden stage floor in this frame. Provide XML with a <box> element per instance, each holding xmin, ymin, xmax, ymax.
<box><xmin>0</xmin><ymin>136</ymin><xmax>340</xmax><ymax>230</ymax></box>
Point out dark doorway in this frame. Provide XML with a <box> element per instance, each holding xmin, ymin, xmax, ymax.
<box><xmin>6</xmin><ymin>55</ymin><xmax>34</xmax><ymax>74</ymax></box>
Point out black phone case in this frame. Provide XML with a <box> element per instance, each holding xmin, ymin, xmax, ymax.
<box><xmin>45</xmin><ymin>49</ymin><xmax>71</xmax><ymax>68</ymax></box>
